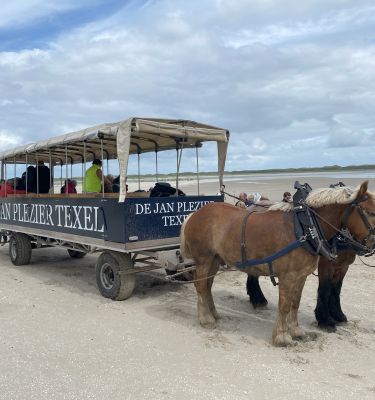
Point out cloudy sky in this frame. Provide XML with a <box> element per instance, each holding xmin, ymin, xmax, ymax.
<box><xmin>1</xmin><ymin>0</ymin><xmax>375</xmax><ymax>173</ymax></box>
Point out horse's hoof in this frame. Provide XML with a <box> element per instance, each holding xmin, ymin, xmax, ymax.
<box><xmin>294</xmin><ymin>330</ymin><xmax>319</xmax><ymax>342</ymax></box>
<box><xmin>200</xmin><ymin>318</ymin><xmax>217</xmax><ymax>329</ymax></box>
<box><xmin>305</xmin><ymin>331</ymin><xmax>319</xmax><ymax>341</ymax></box>
<box><xmin>251</xmin><ymin>300</ymin><xmax>268</xmax><ymax>309</ymax></box>
<box><xmin>290</xmin><ymin>326</ymin><xmax>306</xmax><ymax>340</ymax></box>
<box><xmin>331</xmin><ymin>312</ymin><xmax>348</xmax><ymax>323</ymax></box>
<box><xmin>272</xmin><ymin>332</ymin><xmax>296</xmax><ymax>347</ymax></box>
<box><xmin>318</xmin><ymin>323</ymin><xmax>337</xmax><ymax>333</ymax></box>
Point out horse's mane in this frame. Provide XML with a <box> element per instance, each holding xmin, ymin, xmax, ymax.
<box><xmin>268</xmin><ymin>185</ymin><xmax>374</xmax><ymax>212</ymax></box>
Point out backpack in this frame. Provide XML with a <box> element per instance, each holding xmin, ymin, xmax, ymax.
<box><xmin>150</xmin><ymin>182</ymin><xmax>185</xmax><ymax>197</ymax></box>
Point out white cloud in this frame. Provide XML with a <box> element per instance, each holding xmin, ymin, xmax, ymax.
<box><xmin>0</xmin><ymin>130</ymin><xmax>22</xmax><ymax>150</ymax></box>
<box><xmin>252</xmin><ymin>137</ymin><xmax>267</xmax><ymax>152</ymax></box>
<box><xmin>1</xmin><ymin>0</ymin><xmax>375</xmax><ymax>171</ymax></box>
<box><xmin>0</xmin><ymin>1</ymin><xmax>98</xmax><ymax>29</ymax></box>
<box><xmin>223</xmin><ymin>4</ymin><xmax>375</xmax><ymax>47</ymax></box>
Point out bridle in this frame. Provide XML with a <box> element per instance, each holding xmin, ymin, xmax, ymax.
<box><xmin>310</xmin><ymin>195</ymin><xmax>375</xmax><ymax>257</ymax></box>
<box><xmin>340</xmin><ymin>195</ymin><xmax>375</xmax><ymax>255</ymax></box>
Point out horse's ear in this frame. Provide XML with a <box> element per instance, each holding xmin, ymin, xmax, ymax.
<box><xmin>357</xmin><ymin>180</ymin><xmax>369</xmax><ymax>199</ymax></box>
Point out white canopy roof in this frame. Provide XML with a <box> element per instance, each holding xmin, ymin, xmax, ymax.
<box><xmin>0</xmin><ymin>117</ymin><xmax>229</xmax><ymax>201</ymax></box>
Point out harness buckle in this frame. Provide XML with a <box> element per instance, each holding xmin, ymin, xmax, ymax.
<box><xmin>299</xmin><ymin>235</ymin><xmax>307</xmax><ymax>243</ymax></box>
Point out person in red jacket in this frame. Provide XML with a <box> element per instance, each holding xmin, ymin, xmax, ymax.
<box><xmin>0</xmin><ymin>179</ymin><xmax>27</xmax><ymax>197</ymax></box>
<box><xmin>60</xmin><ymin>179</ymin><xmax>77</xmax><ymax>194</ymax></box>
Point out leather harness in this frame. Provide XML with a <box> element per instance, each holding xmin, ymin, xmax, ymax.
<box><xmin>235</xmin><ymin>181</ymin><xmax>375</xmax><ymax>286</ymax></box>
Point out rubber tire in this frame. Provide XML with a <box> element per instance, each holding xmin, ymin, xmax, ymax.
<box><xmin>96</xmin><ymin>252</ymin><xmax>135</xmax><ymax>301</ymax></box>
<box><xmin>68</xmin><ymin>249</ymin><xmax>87</xmax><ymax>259</ymax></box>
<box><xmin>9</xmin><ymin>233</ymin><xmax>32</xmax><ymax>266</ymax></box>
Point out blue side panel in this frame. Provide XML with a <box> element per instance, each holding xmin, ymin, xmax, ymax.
<box><xmin>0</xmin><ymin>195</ymin><xmax>223</xmax><ymax>245</ymax></box>
<box><xmin>123</xmin><ymin>195</ymin><xmax>223</xmax><ymax>242</ymax></box>
<box><xmin>0</xmin><ymin>197</ymin><xmax>124</xmax><ymax>241</ymax></box>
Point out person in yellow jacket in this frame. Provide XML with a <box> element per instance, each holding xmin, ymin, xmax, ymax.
<box><xmin>84</xmin><ymin>159</ymin><xmax>105</xmax><ymax>193</ymax></box>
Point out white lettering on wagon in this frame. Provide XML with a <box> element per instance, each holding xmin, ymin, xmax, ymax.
<box><xmin>0</xmin><ymin>202</ymin><xmax>105</xmax><ymax>233</ymax></box>
<box><xmin>134</xmin><ymin>200</ymin><xmax>213</xmax><ymax>227</ymax></box>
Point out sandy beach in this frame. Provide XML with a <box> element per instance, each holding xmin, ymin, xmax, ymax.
<box><xmin>1</xmin><ymin>174</ymin><xmax>375</xmax><ymax>400</ymax></box>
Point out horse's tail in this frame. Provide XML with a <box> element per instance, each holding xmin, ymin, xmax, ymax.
<box><xmin>180</xmin><ymin>213</ymin><xmax>193</xmax><ymax>259</ymax></box>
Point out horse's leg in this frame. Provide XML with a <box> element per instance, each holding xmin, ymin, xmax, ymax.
<box><xmin>314</xmin><ymin>260</ymin><xmax>337</xmax><ymax>332</ymax></box>
<box><xmin>194</xmin><ymin>259</ymin><xmax>217</xmax><ymax>329</ymax></box>
<box><xmin>206</xmin><ymin>259</ymin><xmax>220</xmax><ymax>320</ymax></box>
<box><xmin>328</xmin><ymin>264</ymin><xmax>349</xmax><ymax>323</ymax></box>
<box><xmin>272</xmin><ymin>275</ymin><xmax>295</xmax><ymax>347</ymax></box>
<box><xmin>287</xmin><ymin>276</ymin><xmax>307</xmax><ymax>340</ymax></box>
<box><xmin>246</xmin><ymin>275</ymin><xmax>268</xmax><ymax>308</ymax></box>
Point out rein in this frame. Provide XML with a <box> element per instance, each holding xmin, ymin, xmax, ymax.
<box><xmin>358</xmin><ymin>256</ymin><xmax>375</xmax><ymax>268</ymax></box>
<box><xmin>221</xmin><ymin>190</ymin><xmax>242</xmax><ymax>202</ymax></box>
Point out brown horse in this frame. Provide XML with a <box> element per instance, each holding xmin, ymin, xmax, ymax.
<box><xmin>180</xmin><ymin>181</ymin><xmax>375</xmax><ymax>346</ymax></box>
<box><xmin>247</xmin><ymin>250</ymin><xmax>355</xmax><ymax>332</ymax></box>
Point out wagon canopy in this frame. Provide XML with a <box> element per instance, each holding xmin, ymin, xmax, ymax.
<box><xmin>0</xmin><ymin>118</ymin><xmax>229</xmax><ymax>201</ymax></box>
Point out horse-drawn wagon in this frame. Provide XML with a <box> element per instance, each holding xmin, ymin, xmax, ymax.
<box><xmin>0</xmin><ymin>118</ymin><xmax>229</xmax><ymax>300</ymax></box>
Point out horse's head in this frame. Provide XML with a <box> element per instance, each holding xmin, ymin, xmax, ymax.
<box><xmin>343</xmin><ymin>181</ymin><xmax>375</xmax><ymax>254</ymax></box>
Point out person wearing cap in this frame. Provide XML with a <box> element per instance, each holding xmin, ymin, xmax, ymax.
<box><xmin>84</xmin><ymin>159</ymin><xmax>104</xmax><ymax>193</ymax></box>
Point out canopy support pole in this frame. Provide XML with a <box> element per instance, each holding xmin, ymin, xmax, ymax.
<box><xmin>13</xmin><ymin>156</ymin><xmax>16</xmax><ymax>192</ymax></box>
<box><xmin>101</xmin><ymin>139</ymin><xmax>104</xmax><ymax>198</ymax></box>
<box><xmin>155</xmin><ymin>145</ymin><xmax>159</xmax><ymax>183</ymax></box>
<box><xmin>83</xmin><ymin>142</ymin><xmax>86</xmax><ymax>194</ymax></box>
<box><xmin>65</xmin><ymin>146</ymin><xmax>68</xmax><ymax>197</ymax></box>
<box><xmin>49</xmin><ymin>150</ymin><xmax>53</xmax><ymax>195</ymax></box>
<box><xmin>196</xmin><ymin>144</ymin><xmax>200</xmax><ymax>196</ymax></box>
<box><xmin>25</xmin><ymin>154</ymin><xmax>28</xmax><ymax>196</ymax></box>
<box><xmin>137</xmin><ymin>152</ymin><xmax>141</xmax><ymax>191</ymax></box>
<box><xmin>4</xmin><ymin>162</ymin><xmax>7</xmax><ymax>196</ymax></box>
<box><xmin>36</xmin><ymin>153</ymin><xmax>39</xmax><ymax>195</ymax></box>
<box><xmin>175</xmin><ymin>139</ymin><xmax>184</xmax><ymax>196</ymax></box>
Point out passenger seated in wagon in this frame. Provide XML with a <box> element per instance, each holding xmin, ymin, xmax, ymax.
<box><xmin>16</xmin><ymin>162</ymin><xmax>50</xmax><ymax>194</ymax></box>
<box><xmin>83</xmin><ymin>159</ymin><xmax>111</xmax><ymax>193</ymax></box>
<box><xmin>36</xmin><ymin>160</ymin><xmax>51</xmax><ymax>194</ymax></box>
<box><xmin>61</xmin><ymin>179</ymin><xmax>77</xmax><ymax>194</ymax></box>
<box><xmin>0</xmin><ymin>178</ymin><xmax>26</xmax><ymax>197</ymax></box>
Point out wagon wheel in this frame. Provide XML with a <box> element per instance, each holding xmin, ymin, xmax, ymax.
<box><xmin>9</xmin><ymin>233</ymin><xmax>32</xmax><ymax>266</ymax></box>
<box><xmin>96</xmin><ymin>252</ymin><xmax>135</xmax><ymax>300</ymax></box>
<box><xmin>67</xmin><ymin>249</ymin><xmax>87</xmax><ymax>259</ymax></box>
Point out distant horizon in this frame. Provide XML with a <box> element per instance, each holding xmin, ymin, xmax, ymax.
<box><xmin>124</xmin><ymin>163</ymin><xmax>375</xmax><ymax>179</ymax></box>
<box><xmin>63</xmin><ymin>163</ymin><xmax>375</xmax><ymax>182</ymax></box>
